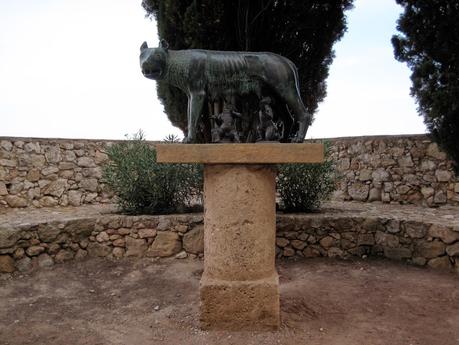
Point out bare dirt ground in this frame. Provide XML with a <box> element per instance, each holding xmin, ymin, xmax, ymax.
<box><xmin>0</xmin><ymin>257</ymin><xmax>458</xmax><ymax>345</ymax></box>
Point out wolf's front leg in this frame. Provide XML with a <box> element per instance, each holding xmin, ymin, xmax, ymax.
<box><xmin>184</xmin><ymin>92</ymin><xmax>205</xmax><ymax>143</ymax></box>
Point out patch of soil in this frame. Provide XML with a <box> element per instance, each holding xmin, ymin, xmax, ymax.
<box><xmin>0</xmin><ymin>257</ymin><xmax>458</xmax><ymax>345</ymax></box>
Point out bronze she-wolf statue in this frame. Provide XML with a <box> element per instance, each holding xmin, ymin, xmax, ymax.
<box><xmin>140</xmin><ymin>40</ymin><xmax>312</xmax><ymax>143</ymax></box>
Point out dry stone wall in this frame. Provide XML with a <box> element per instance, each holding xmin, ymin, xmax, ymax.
<box><xmin>326</xmin><ymin>135</ymin><xmax>459</xmax><ymax>206</ymax></box>
<box><xmin>0</xmin><ymin>137</ymin><xmax>115</xmax><ymax>208</ymax></box>
<box><xmin>0</xmin><ymin>205</ymin><xmax>458</xmax><ymax>274</ymax></box>
<box><xmin>0</xmin><ymin>134</ymin><xmax>458</xmax><ymax>208</ymax></box>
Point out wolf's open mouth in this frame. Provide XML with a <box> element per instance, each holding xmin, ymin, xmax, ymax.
<box><xmin>142</xmin><ymin>68</ymin><xmax>161</xmax><ymax>77</ymax></box>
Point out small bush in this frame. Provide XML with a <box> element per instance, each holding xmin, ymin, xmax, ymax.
<box><xmin>277</xmin><ymin>145</ymin><xmax>336</xmax><ymax>212</ymax></box>
<box><xmin>103</xmin><ymin>131</ymin><xmax>203</xmax><ymax>214</ymax></box>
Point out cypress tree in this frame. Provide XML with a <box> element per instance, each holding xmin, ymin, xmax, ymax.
<box><xmin>142</xmin><ymin>0</ymin><xmax>354</xmax><ymax>140</ymax></box>
<box><xmin>392</xmin><ymin>1</ymin><xmax>459</xmax><ymax>171</ymax></box>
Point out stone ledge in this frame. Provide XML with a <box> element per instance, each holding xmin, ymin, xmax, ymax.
<box><xmin>156</xmin><ymin>143</ymin><xmax>324</xmax><ymax>164</ymax></box>
<box><xmin>0</xmin><ymin>202</ymin><xmax>458</xmax><ymax>274</ymax></box>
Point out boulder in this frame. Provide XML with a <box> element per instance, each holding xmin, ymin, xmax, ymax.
<box><xmin>125</xmin><ymin>237</ymin><xmax>147</xmax><ymax>257</ymax></box>
<box><xmin>0</xmin><ymin>255</ymin><xmax>15</xmax><ymax>273</ymax></box>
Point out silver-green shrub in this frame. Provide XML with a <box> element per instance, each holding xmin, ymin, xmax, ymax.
<box><xmin>103</xmin><ymin>131</ymin><xmax>202</xmax><ymax>214</ymax></box>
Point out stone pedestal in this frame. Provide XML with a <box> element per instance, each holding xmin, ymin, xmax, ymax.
<box><xmin>157</xmin><ymin>143</ymin><xmax>323</xmax><ymax>331</ymax></box>
<box><xmin>200</xmin><ymin>164</ymin><xmax>279</xmax><ymax>330</ymax></box>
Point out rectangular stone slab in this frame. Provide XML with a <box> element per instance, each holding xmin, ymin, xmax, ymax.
<box><xmin>156</xmin><ymin>143</ymin><xmax>324</xmax><ymax>164</ymax></box>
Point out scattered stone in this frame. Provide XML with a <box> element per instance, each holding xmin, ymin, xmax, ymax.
<box><xmin>327</xmin><ymin>247</ymin><xmax>344</xmax><ymax>258</ymax></box>
<box><xmin>80</xmin><ymin>178</ymin><xmax>98</xmax><ymax>192</ymax></box>
<box><xmin>55</xmin><ymin>250</ymin><xmax>74</xmax><ymax>263</ymax></box>
<box><xmin>0</xmin><ymin>255</ymin><xmax>15</xmax><ymax>273</ymax></box>
<box><xmin>68</xmin><ymin>190</ymin><xmax>82</xmax><ymax>206</ymax></box>
<box><xmin>303</xmin><ymin>246</ymin><xmax>321</xmax><ymax>258</ymax></box>
<box><xmin>291</xmin><ymin>240</ymin><xmax>306</xmax><ymax>250</ymax></box>
<box><xmin>42</xmin><ymin>179</ymin><xmax>67</xmax><ymax>197</ymax></box>
<box><xmin>13</xmin><ymin>248</ymin><xmax>25</xmax><ymax>259</ymax></box>
<box><xmin>368</xmin><ymin>188</ymin><xmax>381</xmax><ymax>202</ymax></box>
<box><xmin>113</xmin><ymin>239</ymin><xmax>125</xmax><ymax>247</ymax></box>
<box><xmin>182</xmin><ymin>225</ymin><xmax>204</xmax><ymax>254</ymax></box>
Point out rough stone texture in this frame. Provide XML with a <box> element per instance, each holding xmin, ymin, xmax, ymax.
<box><xmin>0</xmin><ymin>202</ymin><xmax>457</xmax><ymax>276</ymax></box>
<box><xmin>125</xmin><ymin>237</ymin><xmax>147</xmax><ymax>257</ymax></box>
<box><xmin>201</xmin><ymin>165</ymin><xmax>280</xmax><ymax>330</ymax></box>
<box><xmin>1</xmin><ymin>135</ymin><xmax>458</xmax><ymax>209</ymax></box>
<box><xmin>0</xmin><ymin>255</ymin><xmax>15</xmax><ymax>273</ymax></box>
<box><xmin>0</xmin><ymin>137</ymin><xmax>115</xmax><ymax>209</ymax></box>
<box><xmin>323</xmin><ymin>135</ymin><xmax>458</xmax><ymax>206</ymax></box>
<box><xmin>182</xmin><ymin>225</ymin><xmax>204</xmax><ymax>254</ymax></box>
<box><xmin>147</xmin><ymin>232</ymin><xmax>181</xmax><ymax>257</ymax></box>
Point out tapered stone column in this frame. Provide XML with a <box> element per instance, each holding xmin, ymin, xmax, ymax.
<box><xmin>157</xmin><ymin>143</ymin><xmax>323</xmax><ymax>331</ymax></box>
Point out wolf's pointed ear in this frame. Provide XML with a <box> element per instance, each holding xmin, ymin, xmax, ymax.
<box><xmin>160</xmin><ymin>39</ymin><xmax>169</xmax><ymax>51</ymax></box>
<box><xmin>140</xmin><ymin>41</ymin><xmax>148</xmax><ymax>51</ymax></box>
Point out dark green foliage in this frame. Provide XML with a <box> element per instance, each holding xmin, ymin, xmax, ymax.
<box><xmin>277</xmin><ymin>147</ymin><xmax>336</xmax><ymax>212</ymax></box>
<box><xmin>142</xmin><ymin>0</ymin><xmax>354</xmax><ymax>135</ymax></box>
<box><xmin>392</xmin><ymin>1</ymin><xmax>459</xmax><ymax>171</ymax></box>
<box><xmin>103</xmin><ymin>131</ymin><xmax>203</xmax><ymax>214</ymax></box>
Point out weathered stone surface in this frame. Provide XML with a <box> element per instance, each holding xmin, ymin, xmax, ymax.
<box><xmin>0</xmin><ymin>182</ymin><xmax>8</xmax><ymax>196</ymax></box>
<box><xmin>348</xmin><ymin>182</ymin><xmax>369</xmax><ymax>201</ymax></box>
<box><xmin>5</xmin><ymin>195</ymin><xmax>28</xmax><ymax>208</ymax></box>
<box><xmin>26</xmin><ymin>245</ymin><xmax>45</xmax><ymax>256</ymax></box>
<box><xmin>43</xmin><ymin>179</ymin><xmax>67</xmax><ymax>197</ymax></box>
<box><xmin>0</xmin><ymin>228</ymin><xmax>21</xmax><ymax>248</ymax></box>
<box><xmin>357</xmin><ymin>233</ymin><xmax>375</xmax><ymax>246</ymax></box>
<box><xmin>77</xmin><ymin>157</ymin><xmax>95</xmax><ymax>167</ymax></box>
<box><xmin>182</xmin><ymin>225</ymin><xmax>203</xmax><ymax>254</ymax></box>
<box><xmin>276</xmin><ymin>238</ymin><xmax>289</xmax><ymax>247</ymax></box>
<box><xmin>125</xmin><ymin>237</ymin><xmax>147</xmax><ymax>257</ymax></box>
<box><xmin>0</xmin><ymin>255</ymin><xmax>15</xmax><ymax>273</ymax></box>
<box><xmin>80</xmin><ymin>178</ymin><xmax>98</xmax><ymax>192</ymax></box>
<box><xmin>416</xmin><ymin>241</ymin><xmax>446</xmax><ymax>259</ymax></box>
<box><xmin>427</xmin><ymin>256</ymin><xmax>451</xmax><ymax>270</ymax></box>
<box><xmin>283</xmin><ymin>247</ymin><xmax>295</xmax><ymax>257</ymax></box>
<box><xmin>55</xmin><ymin>249</ymin><xmax>74</xmax><ymax>263</ymax></box>
<box><xmin>384</xmin><ymin>247</ymin><xmax>412</xmax><ymax>260</ymax></box>
<box><xmin>68</xmin><ymin>190</ymin><xmax>82</xmax><ymax>206</ymax></box>
<box><xmin>75</xmin><ymin>249</ymin><xmax>88</xmax><ymax>260</ymax></box>
<box><xmin>96</xmin><ymin>231</ymin><xmax>109</xmax><ymax>243</ymax></box>
<box><xmin>39</xmin><ymin>196</ymin><xmax>59</xmax><ymax>207</ymax></box>
<box><xmin>404</xmin><ymin>222</ymin><xmax>427</xmax><ymax>239</ymax></box>
<box><xmin>428</xmin><ymin>225</ymin><xmax>459</xmax><ymax>244</ymax></box>
<box><xmin>16</xmin><ymin>256</ymin><xmax>32</xmax><ymax>272</ymax></box>
<box><xmin>446</xmin><ymin>242</ymin><xmax>459</xmax><ymax>257</ymax></box>
<box><xmin>147</xmin><ymin>232</ymin><xmax>181</xmax><ymax>257</ymax></box>
<box><xmin>37</xmin><ymin>253</ymin><xmax>54</xmax><ymax>268</ymax></box>
<box><xmin>112</xmin><ymin>247</ymin><xmax>125</xmax><ymax>258</ymax></box>
<box><xmin>319</xmin><ymin>236</ymin><xmax>335</xmax><ymax>249</ymax></box>
<box><xmin>87</xmin><ymin>242</ymin><xmax>111</xmax><ymax>257</ymax></box>
<box><xmin>375</xmin><ymin>232</ymin><xmax>399</xmax><ymax>248</ymax></box>
<box><xmin>138</xmin><ymin>228</ymin><xmax>157</xmax><ymax>239</ymax></box>
<box><xmin>38</xmin><ymin>223</ymin><xmax>61</xmax><ymax>242</ymax></box>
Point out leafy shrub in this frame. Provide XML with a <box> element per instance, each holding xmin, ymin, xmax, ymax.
<box><xmin>277</xmin><ymin>146</ymin><xmax>336</xmax><ymax>212</ymax></box>
<box><xmin>103</xmin><ymin>131</ymin><xmax>203</xmax><ymax>214</ymax></box>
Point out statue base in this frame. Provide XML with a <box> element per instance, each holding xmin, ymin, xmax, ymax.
<box><xmin>157</xmin><ymin>143</ymin><xmax>323</xmax><ymax>331</ymax></box>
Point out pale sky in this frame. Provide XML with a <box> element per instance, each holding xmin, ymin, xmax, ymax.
<box><xmin>0</xmin><ymin>0</ymin><xmax>426</xmax><ymax>141</ymax></box>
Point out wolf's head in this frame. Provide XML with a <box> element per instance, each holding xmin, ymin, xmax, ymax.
<box><xmin>139</xmin><ymin>40</ymin><xmax>169</xmax><ymax>80</ymax></box>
